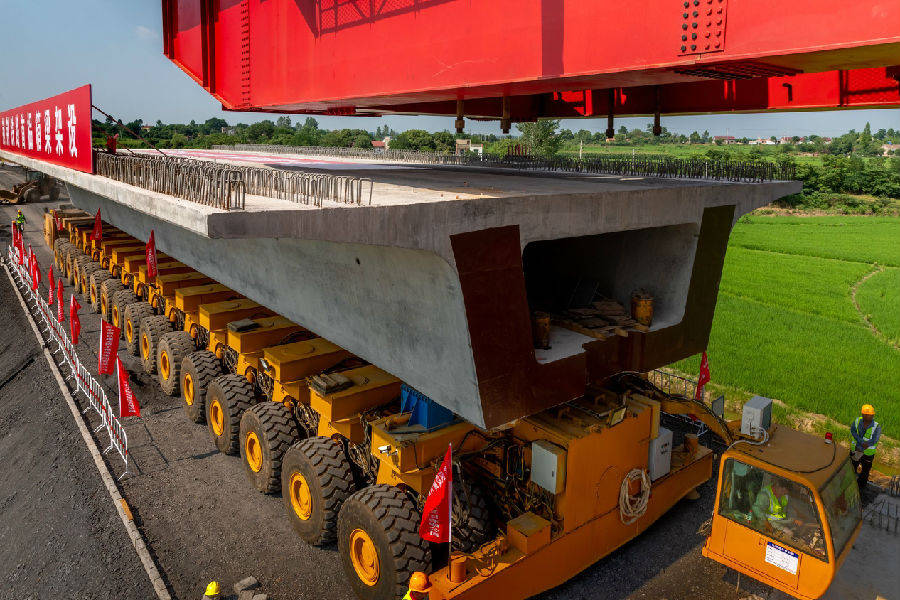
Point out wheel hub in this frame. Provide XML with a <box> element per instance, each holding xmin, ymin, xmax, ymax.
<box><xmin>141</xmin><ymin>335</ymin><xmax>150</xmax><ymax>360</ymax></box>
<box><xmin>349</xmin><ymin>528</ymin><xmax>380</xmax><ymax>586</ymax></box>
<box><xmin>245</xmin><ymin>431</ymin><xmax>263</xmax><ymax>473</ymax></box>
<box><xmin>289</xmin><ymin>472</ymin><xmax>312</xmax><ymax>521</ymax></box>
<box><xmin>183</xmin><ymin>373</ymin><xmax>194</xmax><ymax>405</ymax></box>
<box><xmin>160</xmin><ymin>351</ymin><xmax>170</xmax><ymax>381</ymax></box>
<box><xmin>126</xmin><ymin>321</ymin><xmax>133</xmax><ymax>343</ymax></box>
<box><xmin>209</xmin><ymin>399</ymin><xmax>224</xmax><ymax>436</ymax></box>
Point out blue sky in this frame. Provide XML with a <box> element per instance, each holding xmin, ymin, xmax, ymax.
<box><xmin>1</xmin><ymin>1</ymin><xmax>897</xmax><ymax>137</ymax></box>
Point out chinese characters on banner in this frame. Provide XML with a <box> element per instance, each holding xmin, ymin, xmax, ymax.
<box><xmin>98</xmin><ymin>321</ymin><xmax>120</xmax><ymax>375</ymax></box>
<box><xmin>419</xmin><ymin>444</ymin><xmax>453</xmax><ymax>543</ymax></box>
<box><xmin>0</xmin><ymin>84</ymin><xmax>93</xmax><ymax>173</ymax></box>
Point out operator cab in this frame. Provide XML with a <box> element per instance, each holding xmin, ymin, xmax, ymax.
<box><xmin>703</xmin><ymin>425</ymin><xmax>862</xmax><ymax>600</ymax></box>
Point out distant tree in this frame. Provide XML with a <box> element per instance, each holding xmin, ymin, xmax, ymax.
<box><xmin>689</xmin><ymin>131</ymin><xmax>701</xmax><ymax>144</ymax></box>
<box><xmin>516</xmin><ymin>119</ymin><xmax>562</xmax><ymax>157</ymax></box>
<box><xmin>246</xmin><ymin>120</ymin><xmax>275</xmax><ymax>142</ymax></box>
<box><xmin>276</xmin><ymin>116</ymin><xmax>292</xmax><ymax>129</ymax></box>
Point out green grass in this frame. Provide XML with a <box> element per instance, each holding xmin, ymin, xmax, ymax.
<box><xmin>857</xmin><ymin>267</ymin><xmax>900</xmax><ymax>345</ymax></box>
<box><xmin>719</xmin><ymin>247</ymin><xmax>869</xmax><ymax>324</ymax></box>
<box><xmin>674</xmin><ymin>215</ymin><xmax>900</xmax><ymax>446</ymax></box>
<box><xmin>729</xmin><ymin>215</ymin><xmax>900</xmax><ymax>266</ymax></box>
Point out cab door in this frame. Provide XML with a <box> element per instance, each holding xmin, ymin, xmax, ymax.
<box><xmin>723</xmin><ymin>519</ymin><xmax>800</xmax><ymax>589</ymax></box>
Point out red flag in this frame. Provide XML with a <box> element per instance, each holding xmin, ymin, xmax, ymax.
<box><xmin>47</xmin><ymin>265</ymin><xmax>55</xmax><ymax>305</ymax></box>
<box><xmin>98</xmin><ymin>320</ymin><xmax>120</xmax><ymax>375</ymax></box>
<box><xmin>117</xmin><ymin>358</ymin><xmax>140</xmax><ymax>418</ymax></box>
<box><xmin>69</xmin><ymin>294</ymin><xmax>82</xmax><ymax>345</ymax></box>
<box><xmin>31</xmin><ymin>252</ymin><xmax>41</xmax><ymax>290</ymax></box>
<box><xmin>56</xmin><ymin>279</ymin><xmax>65</xmax><ymax>323</ymax></box>
<box><xmin>55</xmin><ymin>213</ymin><xmax>64</xmax><ymax>231</ymax></box>
<box><xmin>27</xmin><ymin>245</ymin><xmax>34</xmax><ymax>281</ymax></box>
<box><xmin>695</xmin><ymin>351</ymin><xmax>711</xmax><ymax>400</ymax></box>
<box><xmin>145</xmin><ymin>230</ymin><xmax>158</xmax><ymax>279</ymax></box>
<box><xmin>90</xmin><ymin>208</ymin><xmax>102</xmax><ymax>242</ymax></box>
<box><xmin>16</xmin><ymin>230</ymin><xmax>25</xmax><ymax>265</ymax></box>
<box><xmin>419</xmin><ymin>444</ymin><xmax>453</xmax><ymax>543</ymax></box>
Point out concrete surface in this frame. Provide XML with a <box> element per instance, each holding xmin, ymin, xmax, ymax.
<box><xmin>0</xmin><ymin>151</ymin><xmax>799</xmax><ymax>429</ymax></box>
<box><xmin>2</xmin><ymin>189</ymin><xmax>894</xmax><ymax>600</ymax></box>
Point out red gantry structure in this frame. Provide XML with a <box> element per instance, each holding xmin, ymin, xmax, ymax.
<box><xmin>162</xmin><ymin>0</ymin><xmax>900</xmax><ymax>128</ymax></box>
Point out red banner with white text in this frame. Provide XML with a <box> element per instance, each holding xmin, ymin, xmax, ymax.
<box><xmin>0</xmin><ymin>84</ymin><xmax>93</xmax><ymax>173</ymax></box>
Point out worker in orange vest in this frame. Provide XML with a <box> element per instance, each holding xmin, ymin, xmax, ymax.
<box><xmin>404</xmin><ymin>571</ymin><xmax>432</xmax><ymax>600</ymax></box>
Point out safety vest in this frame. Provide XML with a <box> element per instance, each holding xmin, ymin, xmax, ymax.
<box><xmin>851</xmin><ymin>417</ymin><xmax>879</xmax><ymax>456</ymax></box>
<box><xmin>763</xmin><ymin>485</ymin><xmax>788</xmax><ymax>521</ymax></box>
<box><xmin>15</xmin><ymin>214</ymin><xmax>25</xmax><ymax>225</ymax></box>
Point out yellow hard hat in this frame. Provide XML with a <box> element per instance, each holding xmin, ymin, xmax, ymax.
<box><xmin>861</xmin><ymin>404</ymin><xmax>875</xmax><ymax>416</ymax></box>
<box><xmin>409</xmin><ymin>571</ymin><xmax>432</xmax><ymax>593</ymax></box>
<box><xmin>204</xmin><ymin>581</ymin><xmax>221</xmax><ymax>597</ymax></box>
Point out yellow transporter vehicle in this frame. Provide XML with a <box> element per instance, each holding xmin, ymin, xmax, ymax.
<box><xmin>38</xmin><ymin>228</ymin><xmax>861</xmax><ymax>600</ymax></box>
<box><xmin>703</xmin><ymin>424</ymin><xmax>862</xmax><ymax>600</ymax></box>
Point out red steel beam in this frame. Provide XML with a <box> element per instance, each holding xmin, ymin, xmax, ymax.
<box><xmin>162</xmin><ymin>0</ymin><xmax>900</xmax><ymax>118</ymax></box>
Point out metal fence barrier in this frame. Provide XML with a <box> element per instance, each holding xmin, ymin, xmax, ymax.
<box><xmin>214</xmin><ymin>143</ymin><xmax>797</xmax><ymax>182</ymax></box>
<box><xmin>4</xmin><ymin>244</ymin><xmax>129</xmax><ymax>477</ymax></box>
<box><xmin>94</xmin><ymin>152</ymin><xmax>374</xmax><ymax>209</ymax></box>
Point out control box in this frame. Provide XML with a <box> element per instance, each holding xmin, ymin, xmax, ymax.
<box><xmin>741</xmin><ymin>395</ymin><xmax>772</xmax><ymax>437</ymax></box>
<box><xmin>531</xmin><ymin>440</ymin><xmax>567</xmax><ymax>494</ymax></box>
<box><xmin>648</xmin><ymin>426</ymin><xmax>673</xmax><ymax>481</ymax></box>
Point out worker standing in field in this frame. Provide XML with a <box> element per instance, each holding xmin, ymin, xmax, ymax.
<box><xmin>850</xmin><ymin>404</ymin><xmax>881</xmax><ymax>490</ymax></box>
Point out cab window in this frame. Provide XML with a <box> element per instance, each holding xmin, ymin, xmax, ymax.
<box><xmin>819</xmin><ymin>458</ymin><xmax>861</xmax><ymax>557</ymax></box>
<box><xmin>719</xmin><ymin>458</ymin><xmax>827</xmax><ymax>561</ymax></box>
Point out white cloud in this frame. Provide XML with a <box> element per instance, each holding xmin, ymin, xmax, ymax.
<box><xmin>135</xmin><ymin>25</ymin><xmax>159</xmax><ymax>41</ymax></box>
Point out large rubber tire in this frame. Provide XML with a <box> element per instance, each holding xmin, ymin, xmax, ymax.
<box><xmin>100</xmin><ymin>279</ymin><xmax>125</xmax><ymax>323</ymax></box>
<box><xmin>72</xmin><ymin>255</ymin><xmax>92</xmax><ymax>289</ymax></box>
<box><xmin>337</xmin><ymin>485</ymin><xmax>430</xmax><ymax>600</ymax></box>
<box><xmin>79</xmin><ymin>261</ymin><xmax>103</xmax><ymax>296</ymax></box>
<box><xmin>65</xmin><ymin>247</ymin><xmax>82</xmax><ymax>284</ymax></box>
<box><xmin>451</xmin><ymin>482</ymin><xmax>494</xmax><ymax>554</ymax></box>
<box><xmin>282</xmin><ymin>436</ymin><xmax>356</xmax><ymax>546</ymax></box>
<box><xmin>123</xmin><ymin>302</ymin><xmax>154</xmax><ymax>356</ymax></box>
<box><xmin>238</xmin><ymin>402</ymin><xmax>300</xmax><ymax>494</ymax></box>
<box><xmin>54</xmin><ymin>243</ymin><xmax>71</xmax><ymax>271</ymax></box>
<box><xmin>181</xmin><ymin>350</ymin><xmax>221</xmax><ymax>423</ymax></box>
<box><xmin>157</xmin><ymin>330</ymin><xmax>194</xmax><ymax>396</ymax></box>
<box><xmin>110</xmin><ymin>289</ymin><xmax>135</xmax><ymax>334</ymax></box>
<box><xmin>89</xmin><ymin>270</ymin><xmax>113</xmax><ymax>313</ymax></box>
<box><xmin>205</xmin><ymin>374</ymin><xmax>254</xmax><ymax>455</ymax></box>
<box><xmin>139</xmin><ymin>315</ymin><xmax>171</xmax><ymax>374</ymax></box>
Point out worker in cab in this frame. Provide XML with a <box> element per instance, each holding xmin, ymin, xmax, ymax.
<box><xmin>404</xmin><ymin>571</ymin><xmax>432</xmax><ymax>600</ymax></box>
<box><xmin>850</xmin><ymin>404</ymin><xmax>881</xmax><ymax>490</ymax></box>
<box><xmin>751</xmin><ymin>477</ymin><xmax>802</xmax><ymax>533</ymax></box>
<box><xmin>14</xmin><ymin>209</ymin><xmax>26</xmax><ymax>232</ymax></box>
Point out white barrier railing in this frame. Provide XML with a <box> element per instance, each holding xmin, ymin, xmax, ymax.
<box><xmin>5</xmin><ymin>244</ymin><xmax>129</xmax><ymax>477</ymax></box>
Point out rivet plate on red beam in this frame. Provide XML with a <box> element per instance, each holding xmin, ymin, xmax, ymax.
<box><xmin>678</xmin><ymin>0</ymin><xmax>727</xmax><ymax>55</ymax></box>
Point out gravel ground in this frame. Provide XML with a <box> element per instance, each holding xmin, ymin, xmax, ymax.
<box><xmin>0</xmin><ymin>216</ymin><xmax>156</xmax><ymax>597</ymax></box>
<box><xmin>0</xmin><ymin>165</ymin><xmax>811</xmax><ymax>600</ymax></box>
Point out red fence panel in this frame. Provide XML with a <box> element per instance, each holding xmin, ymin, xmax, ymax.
<box><xmin>0</xmin><ymin>84</ymin><xmax>93</xmax><ymax>174</ymax></box>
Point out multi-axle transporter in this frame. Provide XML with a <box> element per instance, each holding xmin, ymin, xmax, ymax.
<box><xmin>42</xmin><ymin>179</ymin><xmax>861</xmax><ymax>600</ymax></box>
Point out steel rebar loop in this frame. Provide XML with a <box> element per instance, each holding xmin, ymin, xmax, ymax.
<box><xmin>213</xmin><ymin>143</ymin><xmax>797</xmax><ymax>182</ymax></box>
<box><xmin>94</xmin><ymin>152</ymin><xmax>376</xmax><ymax>209</ymax></box>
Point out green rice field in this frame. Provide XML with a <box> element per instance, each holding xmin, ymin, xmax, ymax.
<box><xmin>675</xmin><ymin>215</ymin><xmax>900</xmax><ymax>447</ymax></box>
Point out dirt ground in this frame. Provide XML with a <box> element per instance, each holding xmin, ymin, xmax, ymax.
<box><xmin>1</xmin><ymin>164</ymin><xmax>896</xmax><ymax>600</ymax></box>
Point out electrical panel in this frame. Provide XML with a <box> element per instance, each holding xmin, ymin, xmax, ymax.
<box><xmin>741</xmin><ymin>395</ymin><xmax>772</xmax><ymax>437</ymax></box>
<box><xmin>530</xmin><ymin>440</ymin><xmax>567</xmax><ymax>494</ymax></box>
<box><xmin>648</xmin><ymin>426</ymin><xmax>673</xmax><ymax>481</ymax></box>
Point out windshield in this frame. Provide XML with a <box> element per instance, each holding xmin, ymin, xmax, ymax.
<box><xmin>718</xmin><ymin>458</ymin><xmax>827</xmax><ymax>560</ymax></box>
<box><xmin>820</xmin><ymin>458</ymin><xmax>861</xmax><ymax>557</ymax></box>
